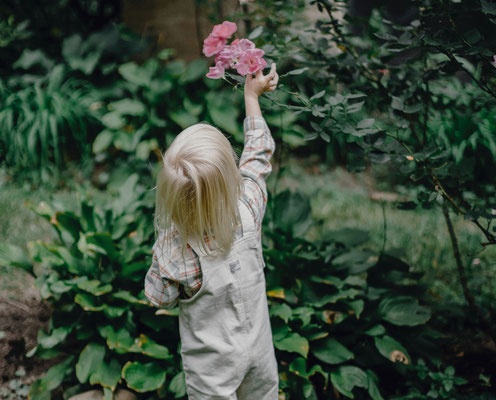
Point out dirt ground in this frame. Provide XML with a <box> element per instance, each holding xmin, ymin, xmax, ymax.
<box><xmin>0</xmin><ymin>274</ymin><xmax>54</xmax><ymax>398</ymax></box>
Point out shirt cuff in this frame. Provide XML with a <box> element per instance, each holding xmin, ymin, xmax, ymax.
<box><xmin>243</xmin><ymin>116</ymin><xmax>269</xmax><ymax>133</ymax></box>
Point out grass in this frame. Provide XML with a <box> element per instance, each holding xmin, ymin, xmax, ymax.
<box><xmin>271</xmin><ymin>159</ymin><xmax>496</xmax><ymax>308</ymax></box>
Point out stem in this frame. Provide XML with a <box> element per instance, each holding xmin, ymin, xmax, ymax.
<box><xmin>380</xmin><ymin>201</ymin><xmax>387</xmax><ymax>255</ymax></box>
<box><xmin>440</xmin><ymin>48</ymin><xmax>496</xmax><ymax>101</ymax></box>
<box><xmin>442</xmin><ymin>200</ymin><xmax>496</xmax><ymax>345</ymax></box>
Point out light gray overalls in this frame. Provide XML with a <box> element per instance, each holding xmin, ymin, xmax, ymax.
<box><xmin>178</xmin><ymin>200</ymin><xmax>279</xmax><ymax>400</ymax></box>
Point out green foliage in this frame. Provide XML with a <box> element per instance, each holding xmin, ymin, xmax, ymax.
<box><xmin>0</xmin><ymin>179</ymin><xmax>432</xmax><ymax>399</ymax></box>
<box><xmin>391</xmin><ymin>359</ymin><xmax>468</xmax><ymax>400</ymax></box>
<box><xmin>1</xmin><ymin>175</ymin><xmax>185</xmax><ymax>399</ymax></box>
<box><xmin>0</xmin><ymin>45</ymin><xmax>99</xmax><ymax>179</ymax></box>
<box><xmin>263</xmin><ymin>190</ymin><xmax>433</xmax><ymax>399</ymax></box>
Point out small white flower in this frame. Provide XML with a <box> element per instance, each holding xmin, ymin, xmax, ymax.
<box><xmin>491</xmin><ymin>55</ymin><xmax>496</xmax><ymax>69</ymax></box>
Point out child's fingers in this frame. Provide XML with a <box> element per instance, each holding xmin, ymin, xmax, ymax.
<box><xmin>265</xmin><ymin>63</ymin><xmax>277</xmax><ymax>81</ymax></box>
<box><xmin>269</xmin><ymin>73</ymin><xmax>279</xmax><ymax>86</ymax></box>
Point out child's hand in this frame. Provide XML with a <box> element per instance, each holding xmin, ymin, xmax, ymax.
<box><xmin>245</xmin><ymin>63</ymin><xmax>279</xmax><ymax>98</ymax></box>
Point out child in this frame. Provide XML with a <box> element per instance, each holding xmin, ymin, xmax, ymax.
<box><xmin>145</xmin><ymin>63</ymin><xmax>280</xmax><ymax>400</ymax></box>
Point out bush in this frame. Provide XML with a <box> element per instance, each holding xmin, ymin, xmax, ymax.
<box><xmin>0</xmin><ymin>178</ymin><xmax>437</xmax><ymax>399</ymax></box>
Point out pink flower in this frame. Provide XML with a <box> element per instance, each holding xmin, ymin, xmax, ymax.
<box><xmin>234</xmin><ymin>48</ymin><xmax>267</xmax><ymax>76</ymax></box>
<box><xmin>203</xmin><ymin>34</ymin><xmax>227</xmax><ymax>57</ymax></box>
<box><xmin>206</xmin><ymin>62</ymin><xmax>225</xmax><ymax>79</ymax></box>
<box><xmin>211</xmin><ymin>21</ymin><xmax>237</xmax><ymax>39</ymax></box>
<box><xmin>232</xmin><ymin>38</ymin><xmax>255</xmax><ymax>52</ymax></box>
<box><xmin>214</xmin><ymin>45</ymin><xmax>235</xmax><ymax>68</ymax></box>
<box><xmin>214</xmin><ymin>39</ymin><xmax>256</xmax><ymax>68</ymax></box>
<box><xmin>491</xmin><ymin>55</ymin><xmax>496</xmax><ymax>68</ymax></box>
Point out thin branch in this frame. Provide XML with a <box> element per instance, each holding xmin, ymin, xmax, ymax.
<box><xmin>442</xmin><ymin>200</ymin><xmax>496</xmax><ymax>345</ymax></box>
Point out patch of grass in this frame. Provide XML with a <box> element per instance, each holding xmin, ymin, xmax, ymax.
<box><xmin>272</xmin><ymin>161</ymin><xmax>496</xmax><ymax>307</ymax></box>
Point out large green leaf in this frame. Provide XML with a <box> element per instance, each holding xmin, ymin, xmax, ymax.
<box><xmin>38</xmin><ymin>326</ymin><xmax>71</xmax><ymax>349</ymax></box>
<box><xmin>118</xmin><ymin>62</ymin><xmax>152</xmax><ymax>86</ymax></box>
<box><xmin>312</xmin><ymin>338</ymin><xmax>354</xmax><ymax>364</ymax></box>
<box><xmin>54</xmin><ymin>211</ymin><xmax>82</xmax><ymax>241</ymax></box>
<box><xmin>76</xmin><ymin>343</ymin><xmax>105</xmax><ymax>383</ymax></box>
<box><xmin>330</xmin><ymin>366</ymin><xmax>368</xmax><ymax>398</ymax></box>
<box><xmin>76</xmin><ymin>279</ymin><xmax>112</xmax><ymax>296</ymax></box>
<box><xmin>274</xmin><ymin>332</ymin><xmax>309</xmax><ymax>358</ymax></box>
<box><xmin>378</xmin><ymin>296</ymin><xmax>430</xmax><ymax>326</ymax></box>
<box><xmin>289</xmin><ymin>357</ymin><xmax>327</xmax><ymax>383</ymax></box>
<box><xmin>270</xmin><ymin>303</ymin><xmax>292</xmax><ymax>323</ymax></box>
<box><xmin>29</xmin><ymin>356</ymin><xmax>74</xmax><ymax>400</ymax></box>
<box><xmin>110</xmin><ymin>99</ymin><xmax>146</xmax><ymax>116</ymax></box>
<box><xmin>75</xmin><ymin>293</ymin><xmax>105</xmax><ymax>312</ymax></box>
<box><xmin>374</xmin><ymin>335</ymin><xmax>410</xmax><ymax>365</ymax></box>
<box><xmin>168</xmin><ymin>371</ymin><xmax>187</xmax><ymax>398</ymax></box>
<box><xmin>89</xmin><ymin>358</ymin><xmax>122</xmax><ymax>391</ymax></box>
<box><xmin>122</xmin><ymin>361</ymin><xmax>166</xmax><ymax>393</ymax></box>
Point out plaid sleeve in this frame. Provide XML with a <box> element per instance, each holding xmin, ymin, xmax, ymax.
<box><xmin>144</xmin><ymin>250</ymin><xmax>180</xmax><ymax>309</ymax></box>
<box><xmin>239</xmin><ymin>116</ymin><xmax>276</xmax><ymax>232</ymax></box>
<box><xmin>144</xmin><ymin>232</ymin><xmax>202</xmax><ymax>308</ymax></box>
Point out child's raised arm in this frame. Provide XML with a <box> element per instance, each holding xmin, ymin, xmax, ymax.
<box><xmin>238</xmin><ymin>63</ymin><xmax>279</xmax><ymax>233</ymax></box>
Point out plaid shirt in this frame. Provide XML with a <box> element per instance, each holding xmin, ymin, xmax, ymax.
<box><xmin>144</xmin><ymin>116</ymin><xmax>275</xmax><ymax>308</ymax></box>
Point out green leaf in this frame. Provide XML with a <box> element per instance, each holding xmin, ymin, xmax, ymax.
<box><xmin>289</xmin><ymin>357</ymin><xmax>327</xmax><ymax>383</ymax></box>
<box><xmin>288</xmin><ymin>67</ymin><xmax>310</xmax><ymax>75</ymax></box>
<box><xmin>357</xmin><ymin>118</ymin><xmax>375</xmax><ymax>129</ymax></box>
<box><xmin>14</xmin><ymin>49</ymin><xmax>54</xmax><ymax>70</ymax></box>
<box><xmin>169</xmin><ymin>371</ymin><xmax>187</xmax><ymax>398</ymax></box>
<box><xmin>311</xmin><ymin>288</ymin><xmax>358</xmax><ymax>307</ymax></box>
<box><xmin>137</xmin><ymin>334</ymin><xmax>172</xmax><ymax>360</ymax></box>
<box><xmin>29</xmin><ymin>355</ymin><xmax>74</xmax><ymax>399</ymax></box>
<box><xmin>118</xmin><ymin>62</ymin><xmax>151</xmax><ymax>86</ymax></box>
<box><xmin>391</xmin><ymin>96</ymin><xmax>404</xmax><ymax>111</ymax></box>
<box><xmin>93</xmin><ymin>130</ymin><xmax>114</xmax><ymax>153</ymax></box>
<box><xmin>378</xmin><ymin>296</ymin><xmax>430</xmax><ymax>326</ymax></box>
<box><xmin>0</xmin><ymin>242</ymin><xmax>32</xmax><ymax>274</ymax></box>
<box><xmin>180</xmin><ymin>59</ymin><xmax>207</xmax><ymax>84</ymax></box>
<box><xmin>77</xmin><ymin>279</ymin><xmax>112</xmax><ymax>296</ymax></box>
<box><xmin>248</xmin><ymin>25</ymin><xmax>264</xmax><ymax>40</ymax></box>
<box><xmin>76</xmin><ymin>343</ymin><xmax>105</xmax><ymax>383</ymax></box>
<box><xmin>312</xmin><ymin>338</ymin><xmax>354</xmax><ymax>364</ymax></box>
<box><xmin>38</xmin><ymin>327</ymin><xmax>71</xmax><ymax>349</ymax></box>
<box><xmin>274</xmin><ymin>332</ymin><xmax>309</xmax><ymax>358</ymax></box>
<box><xmin>122</xmin><ymin>361</ymin><xmax>166</xmax><ymax>393</ymax></box>
<box><xmin>366</xmin><ymin>370</ymin><xmax>384</xmax><ymax>400</ymax></box>
<box><xmin>374</xmin><ymin>335</ymin><xmax>410</xmax><ymax>364</ymax></box>
<box><xmin>347</xmin><ymin>300</ymin><xmax>364</xmax><ymax>318</ymax></box>
<box><xmin>110</xmin><ymin>99</ymin><xmax>146</xmax><ymax>116</ymax></box>
<box><xmin>270</xmin><ymin>303</ymin><xmax>292</xmax><ymax>323</ymax></box>
<box><xmin>75</xmin><ymin>293</ymin><xmax>105</xmax><ymax>312</ymax></box>
<box><xmin>364</xmin><ymin>324</ymin><xmax>386</xmax><ymax>336</ymax></box>
<box><xmin>89</xmin><ymin>358</ymin><xmax>122</xmax><ymax>391</ymax></box>
<box><xmin>330</xmin><ymin>366</ymin><xmax>368</xmax><ymax>398</ymax></box>
<box><xmin>54</xmin><ymin>212</ymin><xmax>82</xmax><ymax>240</ymax></box>
<box><xmin>310</xmin><ymin>90</ymin><xmax>326</xmax><ymax>100</ymax></box>
<box><xmin>102</xmin><ymin>112</ymin><xmax>126</xmax><ymax>130</ymax></box>
<box><xmin>169</xmin><ymin>110</ymin><xmax>199</xmax><ymax>129</ymax></box>
<box><xmin>481</xmin><ymin>0</ymin><xmax>496</xmax><ymax>15</ymax></box>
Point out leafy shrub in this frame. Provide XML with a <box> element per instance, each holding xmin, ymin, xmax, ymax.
<box><xmin>1</xmin><ymin>181</ymin><xmax>435</xmax><ymax>399</ymax></box>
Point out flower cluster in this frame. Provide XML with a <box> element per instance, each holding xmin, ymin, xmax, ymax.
<box><xmin>202</xmin><ymin>21</ymin><xmax>267</xmax><ymax>79</ymax></box>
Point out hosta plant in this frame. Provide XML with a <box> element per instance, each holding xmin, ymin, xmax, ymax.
<box><xmin>1</xmin><ymin>181</ymin><xmax>433</xmax><ymax>399</ymax></box>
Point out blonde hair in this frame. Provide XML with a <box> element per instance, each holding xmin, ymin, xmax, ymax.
<box><xmin>154</xmin><ymin>123</ymin><xmax>243</xmax><ymax>256</ymax></box>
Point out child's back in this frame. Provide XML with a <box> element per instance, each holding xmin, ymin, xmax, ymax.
<box><xmin>145</xmin><ymin>64</ymin><xmax>279</xmax><ymax>400</ymax></box>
